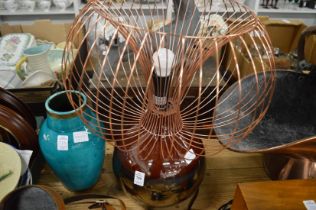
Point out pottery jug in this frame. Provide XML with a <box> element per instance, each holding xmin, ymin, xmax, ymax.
<box><xmin>16</xmin><ymin>44</ymin><xmax>51</xmax><ymax>78</ymax></box>
<box><xmin>39</xmin><ymin>90</ymin><xmax>105</xmax><ymax>191</ymax></box>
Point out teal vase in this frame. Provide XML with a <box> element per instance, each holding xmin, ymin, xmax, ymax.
<box><xmin>39</xmin><ymin>90</ymin><xmax>105</xmax><ymax>191</ymax></box>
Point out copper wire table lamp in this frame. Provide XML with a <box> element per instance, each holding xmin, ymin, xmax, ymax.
<box><xmin>62</xmin><ymin>0</ymin><xmax>275</xmax><ymax>208</ymax></box>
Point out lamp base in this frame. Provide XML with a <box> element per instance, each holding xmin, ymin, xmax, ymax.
<box><xmin>147</xmin><ymin>189</ymin><xmax>199</xmax><ymax>210</ymax></box>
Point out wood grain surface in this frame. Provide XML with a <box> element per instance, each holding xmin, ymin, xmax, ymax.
<box><xmin>232</xmin><ymin>179</ymin><xmax>316</xmax><ymax>210</ymax></box>
<box><xmin>37</xmin><ymin>140</ymin><xmax>269</xmax><ymax>210</ymax></box>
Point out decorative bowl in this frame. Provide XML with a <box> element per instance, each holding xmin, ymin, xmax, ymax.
<box><xmin>0</xmin><ymin>87</ymin><xmax>37</xmax><ymax>129</ymax></box>
<box><xmin>0</xmin><ymin>104</ymin><xmax>38</xmax><ymax>157</ymax></box>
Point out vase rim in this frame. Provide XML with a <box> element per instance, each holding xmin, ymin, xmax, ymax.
<box><xmin>45</xmin><ymin>90</ymin><xmax>87</xmax><ymax>118</ymax></box>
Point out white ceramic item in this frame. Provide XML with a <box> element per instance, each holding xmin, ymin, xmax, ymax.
<box><xmin>23</xmin><ymin>0</ymin><xmax>35</xmax><ymax>11</ymax></box>
<box><xmin>19</xmin><ymin>44</ymin><xmax>51</xmax><ymax>75</ymax></box>
<box><xmin>0</xmin><ymin>142</ymin><xmax>22</xmax><ymax>201</ymax></box>
<box><xmin>52</xmin><ymin>0</ymin><xmax>73</xmax><ymax>10</ymax></box>
<box><xmin>4</xmin><ymin>0</ymin><xmax>18</xmax><ymax>11</ymax></box>
<box><xmin>47</xmin><ymin>49</ymin><xmax>64</xmax><ymax>74</ymax></box>
<box><xmin>15</xmin><ymin>148</ymin><xmax>33</xmax><ymax>186</ymax></box>
<box><xmin>38</xmin><ymin>0</ymin><xmax>51</xmax><ymax>11</ymax></box>
<box><xmin>48</xmin><ymin>49</ymin><xmax>77</xmax><ymax>74</ymax></box>
<box><xmin>22</xmin><ymin>70</ymin><xmax>54</xmax><ymax>87</ymax></box>
<box><xmin>0</xmin><ymin>70</ymin><xmax>22</xmax><ymax>89</ymax></box>
<box><xmin>0</xmin><ymin>33</ymin><xmax>36</xmax><ymax>71</ymax></box>
<box><xmin>0</xmin><ymin>1</ymin><xmax>5</xmax><ymax>10</ymax></box>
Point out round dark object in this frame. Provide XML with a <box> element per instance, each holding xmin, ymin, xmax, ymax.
<box><xmin>0</xmin><ymin>88</ymin><xmax>37</xmax><ymax>130</ymax></box>
<box><xmin>215</xmin><ymin>70</ymin><xmax>316</xmax><ymax>151</ymax></box>
<box><xmin>0</xmin><ymin>105</ymin><xmax>38</xmax><ymax>153</ymax></box>
<box><xmin>0</xmin><ymin>185</ymin><xmax>65</xmax><ymax>210</ymax></box>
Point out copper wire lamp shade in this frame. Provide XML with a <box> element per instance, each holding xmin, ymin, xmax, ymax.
<box><xmin>62</xmin><ymin>0</ymin><xmax>275</xmax><ymax>207</ymax></box>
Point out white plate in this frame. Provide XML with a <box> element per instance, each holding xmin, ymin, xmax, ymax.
<box><xmin>0</xmin><ymin>70</ymin><xmax>22</xmax><ymax>89</ymax></box>
<box><xmin>0</xmin><ymin>33</ymin><xmax>35</xmax><ymax>68</ymax></box>
<box><xmin>0</xmin><ymin>142</ymin><xmax>22</xmax><ymax>200</ymax></box>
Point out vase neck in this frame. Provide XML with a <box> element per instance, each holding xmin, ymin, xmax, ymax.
<box><xmin>45</xmin><ymin>90</ymin><xmax>87</xmax><ymax>132</ymax></box>
<box><xmin>46</xmin><ymin>114</ymin><xmax>85</xmax><ymax>132</ymax></box>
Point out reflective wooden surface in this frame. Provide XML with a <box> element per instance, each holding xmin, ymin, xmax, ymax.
<box><xmin>37</xmin><ymin>140</ymin><xmax>269</xmax><ymax>210</ymax></box>
<box><xmin>231</xmin><ymin>179</ymin><xmax>316</xmax><ymax>210</ymax></box>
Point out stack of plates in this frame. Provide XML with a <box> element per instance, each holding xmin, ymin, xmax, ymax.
<box><xmin>0</xmin><ymin>33</ymin><xmax>35</xmax><ymax>70</ymax></box>
<box><xmin>0</xmin><ymin>33</ymin><xmax>36</xmax><ymax>89</ymax></box>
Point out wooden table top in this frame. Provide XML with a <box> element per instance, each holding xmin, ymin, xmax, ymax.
<box><xmin>37</xmin><ymin>140</ymin><xmax>269</xmax><ymax>210</ymax></box>
<box><xmin>232</xmin><ymin>179</ymin><xmax>316</xmax><ymax>210</ymax></box>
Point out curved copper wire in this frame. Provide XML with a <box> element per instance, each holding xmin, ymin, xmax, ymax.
<box><xmin>62</xmin><ymin>0</ymin><xmax>275</xmax><ymax>157</ymax></box>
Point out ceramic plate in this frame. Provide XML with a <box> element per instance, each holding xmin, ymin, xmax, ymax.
<box><xmin>0</xmin><ymin>70</ymin><xmax>22</xmax><ymax>89</ymax></box>
<box><xmin>0</xmin><ymin>33</ymin><xmax>35</xmax><ymax>68</ymax></box>
<box><xmin>0</xmin><ymin>142</ymin><xmax>22</xmax><ymax>200</ymax></box>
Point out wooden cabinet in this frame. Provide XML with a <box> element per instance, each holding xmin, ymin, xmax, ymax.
<box><xmin>232</xmin><ymin>179</ymin><xmax>316</xmax><ymax>210</ymax></box>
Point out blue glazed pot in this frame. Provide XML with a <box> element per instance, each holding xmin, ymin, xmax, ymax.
<box><xmin>39</xmin><ymin>90</ymin><xmax>105</xmax><ymax>191</ymax></box>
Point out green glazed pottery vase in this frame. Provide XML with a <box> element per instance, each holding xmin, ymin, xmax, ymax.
<box><xmin>39</xmin><ymin>90</ymin><xmax>105</xmax><ymax>191</ymax></box>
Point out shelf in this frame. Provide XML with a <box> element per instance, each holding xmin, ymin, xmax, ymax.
<box><xmin>79</xmin><ymin>1</ymin><xmax>168</xmax><ymax>10</ymax></box>
<box><xmin>258</xmin><ymin>6</ymin><xmax>316</xmax><ymax>14</ymax></box>
<box><xmin>1</xmin><ymin>0</ymin><xmax>316</xmax><ymax>25</ymax></box>
<box><xmin>195</xmin><ymin>0</ymin><xmax>248</xmax><ymax>13</ymax></box>
<box><xmin>0</xmin><ymin>6</ymin><xmax>75</xmax><ymax>16</ymax></box>
<box><xmin>196</xmin><ymin>5</ymin><xmax>235</xmax><ymax>13</ymax></box>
